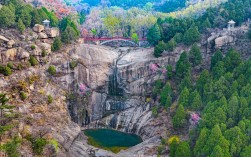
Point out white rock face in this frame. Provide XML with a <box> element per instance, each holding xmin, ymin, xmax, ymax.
<box><xmin>72</xmin><ymin>44</ymin><xmax>118</xmax><ymax>89</ymax></box>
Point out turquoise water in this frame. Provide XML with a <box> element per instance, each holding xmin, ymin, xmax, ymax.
<box><xmin>84</xmin><ymin>129</ymin><xmax>142</xmax><ymax>148</ymax></box>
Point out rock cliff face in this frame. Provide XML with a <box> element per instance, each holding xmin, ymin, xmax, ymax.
<box><xmin>55</xmin><ymin>44</ymin><xmax>179</xmax><ymax>156</ymax></box>
<box><xmin>62</xmin><ymin>45</ymin><xmax>178</xmax><ymax>129</ymax></box>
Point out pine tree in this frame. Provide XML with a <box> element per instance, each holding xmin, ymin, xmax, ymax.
<box><xmin>224</xmin><ymin>49</ymin><xmax>241</xmax><ymax>73</ymax></box>
<box><xmin>147</xmin><ymin>24</ymin><xmax>161</xmax><ymax>46</ymax></box>
<box><xmin>194</xmin><ymin>128</ymin><xmax>209</xmax><ymax>156</ymax></box>
<box><xmin>212</xmin><ymin>61</ymin><xmax>226</xmax><ymax>79</ymax></box>
<box><xmin>175</xmin><ymin>141</ymin><xmax>191</xmax><ymax>157</ymax></box>
<box><xmin>52</xmin><ymin>37</ymin><xmax>62</xmax><ymax>51</ymax></box>
<box><xmin>166</xmin><ymin>65</ymin><xmax>173</xmax><ymax>79</ymax></box>
<box><xmin>17</xmin><ymin>18</ymin><xmax>25</xmax><ymax>33</ymax></box>
<box><xmin>166</xmin><ymin>39</ymin><xmax>176</xmax><ymax>51</ymax></box>
<box><xmin>204</xmin><ymin>124</ymin><xmax>230</xmax><ymax>156</ymax></box>
<box><xmin>210</xmin><ymin>145</ymin><xmax>224</xmax><ymax>157</ymax></box>
<box><xmin>0</xmin><ymin>6</ymin><xmax>15</xmax><ymax>28</ymax></box>
<box><xmin>165</xmin><ymin>95</ymin><xmax>172</xmax><ymax>109</ymax></box>
<box><xmin>201</xmin><ymin>18</ymin><xmax>212</xmax><ymax>32</ymax></box>
<box><xmin>61</xmin><ymin>26</ymin><xmax>79</xmax><ymax>44</ymax></box>
<box><xmin>224</xmin><ymin>126</ymin><xmax>248</xmax><ymax>157</ymax></box>
<box><xmin>176</xmin><ymin>52</ymin><xmax>191</xmax><ymax>79</ymax></box>
<box><xmin>179</xmin><ymin>71</ymin><xmax>192</xmax><ymax>92</ymax></box>
<box><xmin>172</xmin><ymin>104</ymin><xmax>186</xmax><ymax>129</ymax></box>
<box><xmin>227</xmin><ymin>95</ymin><xmax>239</xmax><ymax>121</ymax></box>
<box><xmin>169</xmin><ymin>138</ymin><xmax>179</xmax><ymax>157</ymax></box>
<box><xmin>178</xmin><ymin>87</ymin><xmax>189</xmax><ymax>107</ymax></box>
<box><xmin>154</xmin><ymin>41</ymin><xmax>166</xmax><ymax>57</ymax></box>
<box><xmin>241</xmin><ymin>145</ymin><xmax>251</xmax><ymax>157</ymax></box>
<box><xmin>210</xmin><ymin>50</ymin><xmax>223</xmax><ymax>70</ymax></box>
<box><xmin>189</xmin><ymin>44</ymin><xmax>202</xmax><ymax>66</ymax></box>
<box><xmin>191</xmin><ymin>91</ymin><xmax>202</xmax><ymax>110</ymax></box>
<box><xmin>31</xmin><ymin>9</ymin><xmax>42</xmax><ymax>26</ymax></box>
<box><xmin>183</xmin><ymin>25</ymin><xmax>201</xmax><ymax>45</ymax></box>
<box><xmin>18</xmin><ymin>6</ymin><xmax>32</xmax><ymax>27</ymax></box>
<box><xmin>160</xmin><ymin>82</ymin><xmax>172</xmax><ymax>106</ymax></box>
<box><xmin>204</xmin><ymin>124</ymin><xmax>223</xmax><ymax>154</ymax></box>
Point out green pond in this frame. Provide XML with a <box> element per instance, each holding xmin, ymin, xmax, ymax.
<box><xmin>84</xmin><ymin>129</ymin><xmax>143</xmax><ymax>153</ymax></box>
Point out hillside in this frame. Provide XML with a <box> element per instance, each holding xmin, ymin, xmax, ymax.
<box><xmin>1</xmin><ymin>0</ymin><xmax>251</xmax><ymax>157</ymax></box>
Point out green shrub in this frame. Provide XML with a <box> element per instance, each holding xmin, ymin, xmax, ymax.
<box><xmin>0</xmin><ymin>65</ymin><xmax>12</xmax><ymax>76</ymax></box>
<box><xmin>49</xmin><ymin>139</ymin><xmax>59</xmax><ymax>152</ymax></box>
<box><xmin>154</xmin><ymin>41</ymin><xmax>166</xmax><ymax>57</ymax></box>
<box><xmin>26</xmin><ymin>136</ymin><xmax>47</xmax><ymax>155</ymax></box>
<box><xmin>31</xmin><ymin>45</ymin><xmax>36</xmax><ymax>50</ymax></box>
<box><xmin>47</xmin><ymin>66</ymin><xmax>56</xmax><ymax>75</ymax></box>
<box><xmin>7</xmin><ymin>62</ymin><xmax>14</xmax><ymax>69</ymax></box>
<box><xmin>152</xmin><ymin>106</ymin><xmax>158</xmax><ymax>117</ymax></box>
<box><xmin>17</xmin><ymin>63</ymin><xmax>23</xmax><ymax>70</ymax></box>
<box><xmin>51</xmin><ymin>37</ymin><xmax>62</xmax><ymax>51</ymax></box>
<box><xmin>1</xmin><ymin>137</ymin><xmax>21</xmax><ymax>157</ymax></box>
<box><xmin>17</xmin><ymin>18</ymin><xmax>26</xmax><ymax>33</ymax></box>
<box><xmin>29</xmin><ymin>56</ymin><xmax>38</xmax><ymax>66</ymax></box>
<box><xmin>41</xmin><ymin>49</ymin><xmax>47</xmax><ymax>57</ymax></box>
<box><xmin>47</xmin><ymin>95</ymin><xmax>53</xmax><ymax>104</ymax></box>
<box><xmin>20</xmin><ymin>91</ymin><xmax>27</xmax><ymax>100</ymax></box>
<box><xmin>69</xmin><ymin>60</ymin><xmax>78</xmax><ymax>69</ymax></box>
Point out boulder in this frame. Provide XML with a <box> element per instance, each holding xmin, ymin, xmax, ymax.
<box><xmin>39</xmin><ymin>43</ymin><xmax>51</xmax><ymax>53</ymax></box>
<box><xmin>27</xmin><ymin>32</ymin><xmax>38</xmax><ymax>41</ymax></box>
<box><xmin>7</xmin><ymin>40</ymin><xmax>15</xmax><ymax>48</ymax></box>
<box><xmin>1</xmin><ymin>48</ymin><xmax>17</xmax><ymax>62</ymax></box>
<box><xmin>215</xmin><ymin>35</ymin><xmax>234</xmax><ymax>48</ymax></box>
<box><xmin>38</xmin><ymin>32</ymin><xmax>48</xmax><ymax>39</ymax></box>
<box><xmin>29</xmin><ymin>45</ymin><xmax>42</xmax><ymax>56</ymax></box>
<box><xmin>0</xmin><ymin>35</ymin><xmax>9</xmax><ymax>42</ymax></box>
<box><xmin>45</xmin><ymin>28</ymin><xmax>60</xmax><ymax>38</ymax></box>
<box><xmin>33</xmin><ymin>24</ymin><xmax>45</xmax><ymax>33</ymax></box>
<box><xmin>17</xmin><ymin>47</ymin><xmax>30</xmax><ymax>60</ymax></box>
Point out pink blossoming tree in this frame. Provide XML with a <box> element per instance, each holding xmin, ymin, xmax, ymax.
<box><xmin>78</xmin><ymin>83</ymin><xmax>90</xmax><ymax>95</ymax></box>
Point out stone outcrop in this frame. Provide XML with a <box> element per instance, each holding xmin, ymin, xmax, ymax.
<box><xmin>7</xmin><ymin>39</ymin><xmax>15</xmax><ymax>48</ymax></box>
<box><xmin>1</xmin><ymin>48</ymin><xmax>17</xmax><ymax>62</ymax></box>
<box><xmin>215</xmin><ymin>35</ymin><xmax>235</xmax><ymax>48</ymax></box>
<box><xmin>29</xmin><ymin>45</ymin><xmax>42</xmax><ymax>56</ymax></box>
<box><xmin>0</xmin><ymin>35</ymin><xmax>9</xmax><ymax>42</ymax></box>
<box><xmin>39</xmin><ymin>42</ymin><xmax>52</xmax><ymax>53</ymax></box>
<box><xmin>33</xmin><ymin>24</ymin><xmax>45</xmax><ymax>33</ymax></box>
<box><xmin>17</xmin><ymin>47</ymin><xmax>30</xmax><ymax>61</ymax></box>
<box><xmin>45</xmin><ymin>28</ymin><xmax>60</xmax><ymax>38</ymax></box>
<box><xmin>27</xmin><ymin>31</ymin><xmax>39</xmax><ymax>41</ymax></box>
<box><xmin>38</xmin><ymin>32</ymin><xmax>48</xmax><ymax>39</ymax></box>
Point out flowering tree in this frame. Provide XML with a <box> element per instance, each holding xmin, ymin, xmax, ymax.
<box><xmin>190</xmin><ymin>113</ymin><xmax>200</xmax><ymax>126</ymax></box>
<box><xmin>150</xmin><ymin>63</ymin><xmax>167</xmax><ymax>75</ymax></box>
<box><xmin>78</xmin><ymin>83</ymin><xmax>90</xmax><ymax>95</ymax></box>
<box><xmin>150</xmin><ymin>63</ymin><xmax>159</xmax><ymax>73</ymax></box>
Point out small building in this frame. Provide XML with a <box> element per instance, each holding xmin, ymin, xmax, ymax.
<box><xmin>42</xmin><ymin>19</ymin><xmax>50</xmax><ymax>28</ymax></box>
<box><xmin>228</xmin><ymin>20</ymin><xmax>236</xmax><ymax>31</ymax></box>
